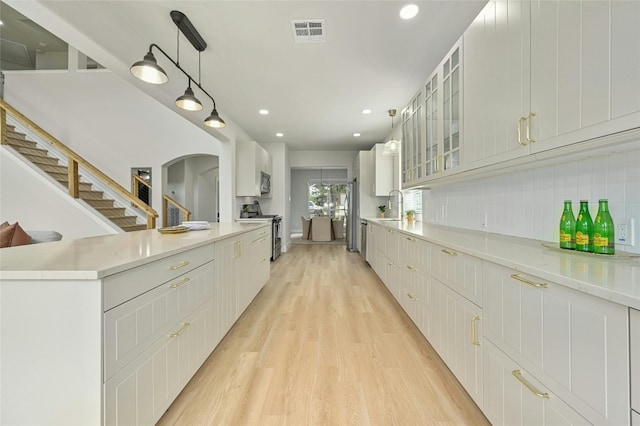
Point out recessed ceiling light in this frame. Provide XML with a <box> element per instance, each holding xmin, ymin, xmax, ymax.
<box><xmin>276</xmin><ymin>132</ymin><xmax>284</xmax><ymax>137</ymax></box>
<box><xmin>259</xmin><ymin>109</ymin><xmax>269</xmax><ymax>115</ymax></box>
<box><xmin>353</xmin><ymin>133</ymin><xmax>361</xmax><ymax>137</ymax></box>
<box><xmin>362</xmin><ymin>109</ymin><xmax>372</xmax><ymax>114</ymax></box>
<box><xmin>400</xmin><ymin>4</ymin><xmax>419</xmax><ymax>20</ymax></box>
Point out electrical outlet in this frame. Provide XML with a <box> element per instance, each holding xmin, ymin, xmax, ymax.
<box><xmin>481</xmin><ymin>212</ymin><xmax>488</xmax><ymax>228</ymax></box>
<box><xmin>617</xmin><ymin>218</ymin><xmax>635</xmax><ymax>246</ymax></box>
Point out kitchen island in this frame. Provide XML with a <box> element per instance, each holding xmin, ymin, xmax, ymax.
<box><xmin>365</xmin><ymin>219</ymin><xmax>639</xmax><ymax>425</ymax></box>
<box><xmin>0</xmin><ymin>222</ymin><xmax>271</xmax><ymax>425</ymax></box>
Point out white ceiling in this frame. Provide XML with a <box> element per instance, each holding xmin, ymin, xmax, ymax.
<box><xmin>4</xmin><ymin>1</ymin><xmax>487</xmax><ymax>151</ymax></box>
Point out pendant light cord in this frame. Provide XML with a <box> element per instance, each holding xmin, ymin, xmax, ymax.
<box><xmin>176</xmin><ymin>26</ymin><xmax>180</xmax><ymax>66</ymax></box>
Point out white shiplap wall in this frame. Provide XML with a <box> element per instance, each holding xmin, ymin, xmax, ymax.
<box><xmin>423</xmin><ymin>146</ymin><xmax>640</xmax><ymax>253</ymax></box>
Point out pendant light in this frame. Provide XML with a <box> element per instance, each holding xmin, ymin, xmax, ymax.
<box><xmin>130</xmin><ymin>11</ymin><xmax>225</xmax><ymax>129</ymax></box>
<box><xmin>175</xmin><ymin>78</ymin><xmax>203</xmax><ymax>111</ymax></box>
<box><xmin>383</xmin><ymin>109</ymin><xmax>400</xmax><ymax>155</ymax></box>
<box><xmin>204</xmin><ymin>108</ymin><xmax>226</xmax><ymax>128</ymax></box>
<box><xmin>130</xmin><ymin>50</ymin><xmax>168</xmax><ymax>84</ymax></box>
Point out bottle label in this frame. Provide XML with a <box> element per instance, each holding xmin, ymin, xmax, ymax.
<box><xmin>560</xmin><ymin>231</ymin><xmax>571</xmax><ymax>243</ymax></box>
<box><xmin>576</xmin><ymin>231</ymin><xmax>588</xmax><ymax>245</ymax></box>
<box><xmin>594</xmin><ymin>234</ymin><xmax>610</xmax><ymax>247</ymax></box>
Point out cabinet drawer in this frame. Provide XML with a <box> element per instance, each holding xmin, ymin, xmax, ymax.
<box><xmin>104</xmin><ymin>243</ymin><xmax>214</xmax><ymax>311</ymax></box>
<box><xmin>104</xmin><ymin>261</ymin><xmax>214</xmax><ymax>381</ymax></box>
<box><xmin>104</xmin><ymin>296</ymin><xmax>215</xmax><ymax>426</ymax></box>
<box><xmin>632</xmin><ymin>308</ymin><xmax>640</xmax><ymax>412</ymax></box>
<box><xmin>483</xmin><ymin>261</ymin><xmax>629</xmax><ymax>425</ymax></box>
<box><xmin>483</xmin><ymin>339</ymin><xmax>589</xmax><ymax>426</ymax></box>
<box><xmin>430</xmin><ymin>243</ymin><xmax>483</xmax><ymax>306</ymax></box>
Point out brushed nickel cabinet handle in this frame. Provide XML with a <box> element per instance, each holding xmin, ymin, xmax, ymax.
<box><xmin>407</xmin><ymin>293</ymin><xmax>417</xmax><ymax>301</ymax></box>
<box><xmin>169</xmin><ymin>277</ymin><xmax>190</xmax><ymax>289</ymax></box>
<box><xmin>471</xmin><ymin>316</ymin><xmax>481</xmax><ymax>346</ymax></box>
<box><xmin>510</xmin><ymin>274</ymin><xmax>548</xmax><ymax>288</ymax></box>
<box><xmin>406</xmin><ymin>237</ymin><xmax>416</xmax><ymax>242</ymax></box>
<box><xmin>441</xmin><ymin>248</ymin><xmax>458</xmax><ymax>256</ymax></box>
<box><xmin>169</xmin><ymin>261</ymin><xmax>190</xmax><ymax>271</ymax></box>
<box><xmin>169</xmin><ymin>322</ymin><xmax>191</xmax><ymax>338</ymax></box>
<box><xmin>406</xmin><ymin>265</ymin><xmax>417</xmax><ymax>271</ymax></box>
<box><xmin>512</xmin><ymin>370</ymin><xmax>550</xmax><ymax>399</ymax></box>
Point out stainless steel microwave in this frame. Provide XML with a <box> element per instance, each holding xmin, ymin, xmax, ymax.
<box><xmin>260</xmin><ymin>171</ymin><xmax>271</xmax><ymax>194</ymax></box>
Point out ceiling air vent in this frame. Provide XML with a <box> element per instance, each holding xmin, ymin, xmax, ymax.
<box><xmin>291</xmin><ymin>20</ymin><xmax>326</xmax><ymax>43</ymax></box>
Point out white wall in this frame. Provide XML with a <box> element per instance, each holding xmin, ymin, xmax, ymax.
<box><xmin>423</xmin><ymin>146</ymin><xmax>640</xmax><ymax>253</ymax></box>
<box><xmin>263</xmin><ymin>143</ymin><xmax>290</xmax><ymax>250</ymax></box>
<box><xmin>290</xmin><ymin>150</ymin><xmax>357</xmax><ymax>178</ymax></box>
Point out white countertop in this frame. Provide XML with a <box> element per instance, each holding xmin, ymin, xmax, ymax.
<box><xmin>366</xmin><ymin>219</ymin><xmax>640</xmax><ymax>310</ymax></box>
<box><xmin>0</xmin><ymin>222</ymin><xmax>269</xmax><ymax>280</ymax></box>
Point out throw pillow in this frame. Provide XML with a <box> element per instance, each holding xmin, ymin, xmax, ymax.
<box><xmin>0</xmin><ymin>222</ymin><xmax>32</xmax><ymax>248</ymax></box>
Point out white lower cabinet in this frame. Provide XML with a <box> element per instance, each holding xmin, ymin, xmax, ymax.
<box><xmin>483</xmin><ymin>339</ymin><xmax>589</xmax><ymax>426</ymax></box>
<box><xmin>483</xmin><ymin>261</ymin><xmax>629</xmax><ymax>425</ymax></box>
<box><xmin>369</xmin><ymin>223</ymin><xmax>634</xmax><ymax>426</ymax></box>
<box><xmin>430</xmin><ymin>278</ymin><xmax>483</xmax><ymax>408</ymax></box>
<box><xmin>400</xmin><ymin>235</ymin><xmax>431</xmax><ymax>338</ymax></box>
<box><xmin>105</xmin><ymin>297</ymin><xmax>215</xmax><ymax>426</ymax></box>
<box><xmin>104</xmin><ymin>261</ymin><xmax>215</xmax><ymax>381</ymax></box>
<box><xmin>430</xmin><ymin>242</ymin><xmax>483</xmax><ymax>306</ymax></box>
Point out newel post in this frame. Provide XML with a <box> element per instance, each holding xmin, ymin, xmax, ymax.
<box><xmin>68</xmin><ymin>157</ymin><xmax>79</xmax><ymax>198</ymax></box>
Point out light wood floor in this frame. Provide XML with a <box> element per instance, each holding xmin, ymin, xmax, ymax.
<box><xmin>158</xmin><ymin>244</ymin><xmax>489</xmax><ymax>425</ymax></box>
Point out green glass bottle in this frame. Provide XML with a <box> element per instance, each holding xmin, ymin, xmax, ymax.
<box><xmin>575</xmin><ymin>200</ymin><xmax>593</xmax><ymax>252</ymax></box>
<box><xmin>559</xmin><ymin>200</ymin><xmax>576</xmax><ymax>249</ymax></box>
<box><xmin>593</xmin><ymin>199</ymin><xmax>615</xmax><ymax>255</ymax></box>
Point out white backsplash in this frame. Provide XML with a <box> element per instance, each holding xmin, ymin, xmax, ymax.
<box><xmin>422</xmin><ymin>147</ymin><xmax>640</xmax><ymax>253</ymax></box>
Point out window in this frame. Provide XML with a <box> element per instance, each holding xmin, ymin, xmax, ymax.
<box><xmin>403</xmin><ymin>189</ymin><xmax>422</xmax><ymax>214</ymax></box>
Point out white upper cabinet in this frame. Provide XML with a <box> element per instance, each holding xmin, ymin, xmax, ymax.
<box><xmin>463</xmin><ymin>0</ymin><xmax>640</xmax><ymax>170</ymax></box>
<box><xmin>370</xmin><ymin>143</ymin><xmax>394</xmax><ymax>196</ymax></box>
<box><xmin>529</xmin><ymin>0</ymin><xmax>640</xmax><ymax>153</ymax></box>
<box><xmin>401</xmin><ymin>90</ymin><xmax>424</xmax><ymax>187</ymax></box>
<box><xmin>236</xmin><ymin>141</ymin><xmax>272</xmax><ymax>197</ymax></box>
<box><xmin>404</xmin><ymin>38</ymin><xmax>464</xmax><ymax>188</ymax></box>
<box><xmin>463</xmin><ymin>0</ymin><xmax>531</xmax><ymax>167</ymax></box>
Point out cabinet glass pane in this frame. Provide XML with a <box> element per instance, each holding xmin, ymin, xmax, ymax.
<box><xmin>452</xmin><ymin>132</ymin><xmax>459</xmax><ymax>150</ymax></box>
<box><xmin>451</xmin><ymin>48</ymin><xmax>459</xmax><ymax>68</ymax></box>
<box><xmin>452</xmin><ymin>68</ymin><xmax>459</xmax><ymax>96</ymax></box>
<box><xmin>444</xmin><ymin>59</ymin><xmax>450</xmax><ymax>76</ymax></box>
<box><xmin>451</xmin><ymin>150</ymin><xmax>459</xmax><ymax>168</ymax></box>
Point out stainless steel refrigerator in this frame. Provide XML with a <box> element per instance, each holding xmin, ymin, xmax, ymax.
<box><xmin>346</xmin><ymin>179</ymin><xmax>359</xmax><ymax>252</ymax></box>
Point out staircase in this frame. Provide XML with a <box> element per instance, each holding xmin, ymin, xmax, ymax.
<box><xmin>4</xmin><ymin>124</ymin><xmax>147</xmax><ymax>232</ymax></box>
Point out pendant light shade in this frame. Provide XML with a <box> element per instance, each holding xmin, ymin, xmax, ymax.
<box><xmin>383</xmin><ymin>109</ymin><xmax>400</xmax><ymax>155</ymax></box>
<box><xmin>383</xmin><ymin>139</ymin><xmax>400</xmax><ymax>155</ymax></box>
<box><xmin>130</xmin><ymin>51</ymin><xmax>169</xmax><ymax>84</ymax></box>
<box><xmin>175</xmin><ymin>85</ymin><xmax>203</xmax><ymax>111</ymax></box>
<box><xmin>204</xmin><ymin>108</ymin><xmax>226</xmax><ymax>128</ymax></box>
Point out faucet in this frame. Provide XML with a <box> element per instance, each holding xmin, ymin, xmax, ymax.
<box><xmin>388</xmin><ymin>190</ymin><xmax>404</xmax><ymax>220</ymax></box>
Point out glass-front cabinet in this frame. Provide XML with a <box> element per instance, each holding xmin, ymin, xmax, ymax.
<box><xmin>402</xmin><ymin>37</ymin><xmax>463</xmax><ymax>189</ymax></box>
<box><xmin>401</xmin><ymin>91</ymin><xmax>424</xmax><ymax>187</ymax></box>
<box><xmin>442</xmin><ymin>45</ymin><xmax>461</xmax><ymax>171</ymax></box>
<box><xmin>424</xmin><ymin>71</ymin><xmax>439</xmax><ymax>177</ymax></box>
